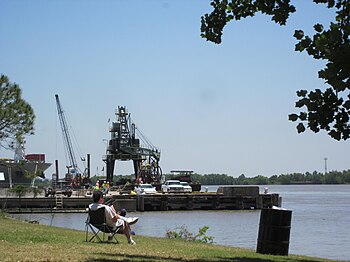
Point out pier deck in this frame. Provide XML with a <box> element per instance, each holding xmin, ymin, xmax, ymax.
<box><xmin>0</xmin><ymin>188</ymin><xmax>280</xmax><ymax>213</ymax></box>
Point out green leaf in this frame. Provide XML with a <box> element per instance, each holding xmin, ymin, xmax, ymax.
<box><xmin>288</xmin><ymin>114</ymin><xmax>298</xmax><ymax>121</ymax></box>
<box><xmin>295</xmin><ymin>98</ymin><xmax>308</xmax><ymax>108</ymax></box>
<box><xmin>329</xmin><ymin>130</ymin><xmax>341</xmax><ymax>140</ymax></box>
<box><xmin>343</xmin><ymin>100</ymin><xmax>350</xmax><ymax>110</ymax></box>
<box><xmin>297</xmin><ymin>123</ymin><xmax>306</xmax><ymax>133</ymax></box>
<box><xmin>293</xmin><ymin>30</ymin><xmax>304</xmax><ymax>40</ymax></box>
<box><xmin>296</xmin><ymin>90</ymin><xmax>308</xmax><ymax>97</ymax></box>
<box><xmin>299</xmin><ymin>112</ymin><xmax>307</xmax><ymax>121</ymax></box>
<box><xmin>314</xmin><ymin>23</ymin><xmax>324</xmax><ymax>33</ymax></box>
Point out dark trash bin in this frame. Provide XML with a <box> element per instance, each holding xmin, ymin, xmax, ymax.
<box><xmin>256</xmin><ymin>207</ymin><xmax>292</xmax><ymax>256</ymax></box>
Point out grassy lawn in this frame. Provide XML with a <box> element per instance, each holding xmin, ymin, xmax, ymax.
<box><xmin>0</xmin><ymin>212</ymin><xmax>338</xmax><ymax>262</ymax></box>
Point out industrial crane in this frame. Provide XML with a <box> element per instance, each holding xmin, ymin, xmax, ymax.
<box><xmin>103</xmin><ymin>106</ymin><xmax>162</xmax><ymax>184</ymax></box>
<box><xmin>55</xmin><ymin>94</ymin><xmax>86</xmax><ymax>188</ymax></box>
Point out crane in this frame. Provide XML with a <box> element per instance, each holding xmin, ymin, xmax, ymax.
<box><xmin>103</xmin><ymin>106</ymin><xmax>162</xmax><ymax>184</ymax></box>
<box><xmin>55</xmin><ymin>94</ymin><xmax>85</xmax><ymax>188</ymax></box>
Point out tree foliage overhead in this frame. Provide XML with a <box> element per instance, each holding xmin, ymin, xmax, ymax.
<box><xmin>0</xmin><ymin>74</ymin><xmax>35</xmax><ymax>149</ymax></box>
<box><xmin>201</xmin><ymin>0</ymin><xmax>350</xmax><ymax>140</ymax></box>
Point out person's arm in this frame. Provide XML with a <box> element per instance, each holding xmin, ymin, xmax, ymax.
<box><xmin>105</xmin><ymin>205</ymin><xmax>126</xmax><ymax>223</ymax></box>
<box><xmin>109</xmin><ymin>204</ymin><xmax>117</xmax><ymax>214</ymax></box>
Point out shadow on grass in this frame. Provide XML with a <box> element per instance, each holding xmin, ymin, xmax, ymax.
<box><xmin>85</xmin><ymin>252</ymin><xmax>324</xmax><ymax>262</ymax></box>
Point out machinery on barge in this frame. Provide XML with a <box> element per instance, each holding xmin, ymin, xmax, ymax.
<box><xmin>55</xmin><ymin>94</ymin><xmax>89</xmax><ymax>188</ymax></box>
<box><xmin>103</xmin><ymin>106</ymin><xmax>162</xmax><ymax>185</ymax></box>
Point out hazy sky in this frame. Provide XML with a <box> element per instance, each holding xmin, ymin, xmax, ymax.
<box><xmin>1</xmin><ymin>1</ymin><xmax>348</xmax><ymax>179</ymax></box>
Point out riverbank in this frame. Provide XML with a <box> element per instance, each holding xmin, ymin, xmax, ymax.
<box><xmin>0</xmin><ymin>212</ymin><xmax>338</xmax><ymax>262</ymax></box>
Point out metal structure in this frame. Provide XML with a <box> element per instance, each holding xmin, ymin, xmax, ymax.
<box><xmin>55</xmin><ymin>94</ymin><xmax>84</xmax><ymax>187</ymax></box>
<box><xmin>103</xmin><ymin>106</ymin><xmax>162</xmax><ymax>184</ymax></box>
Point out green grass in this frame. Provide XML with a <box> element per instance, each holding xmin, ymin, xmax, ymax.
<box><xmin>0</xmin><ymin>211</ymin><xmax>340</xmax><ymax>262</ymax></box>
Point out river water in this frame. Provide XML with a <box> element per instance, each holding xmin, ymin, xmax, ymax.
<box><xmin>11</xmin><ymin>185</ymin><xmax>350</xmax><ymax>261</ymax></box>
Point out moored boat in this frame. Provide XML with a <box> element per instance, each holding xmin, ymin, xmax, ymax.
<box><xmin>0</xmin><ymin>141</ymin><xmax>51</xmax><ymax>188</ymax></box>
<box><xmin>0</xmin><ymin>156</ymin><xmax>51</xmax><ymax>188</ymax></box>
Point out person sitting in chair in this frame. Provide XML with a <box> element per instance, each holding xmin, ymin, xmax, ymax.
<box><xmin>89</xmin><ymin>190</ymin><xmax>137</xmax><ymax>245</ymax></box>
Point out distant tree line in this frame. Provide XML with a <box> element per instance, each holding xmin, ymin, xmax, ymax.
<box><xmin>43</xmin><ymin>170</ymin><xmax>350</xmax><ymax>187</ymax></box>
<box><xmin>165</xmin><ymin>170</ymin><xmax>350</xmax><ymax>185</ymax></box>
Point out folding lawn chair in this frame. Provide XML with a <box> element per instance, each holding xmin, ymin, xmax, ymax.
<box><xmin>85</xmin><ymin>207</ymin><xmax>122</xmax><ymax>243</ymax></box>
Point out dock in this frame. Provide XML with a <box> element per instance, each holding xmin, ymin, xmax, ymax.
<box><xmin>0</xmin><ymin>186</ymin><xmax>280</xmax><ymax>213</ymax></box>
<box><xmin>135</xmin><ymin>192</ymin><xmax>279</xmax><ymax>211</ymax></box>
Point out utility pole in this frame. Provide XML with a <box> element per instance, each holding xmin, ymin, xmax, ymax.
<box><xmin>324</xmin><ymin>157</ymin><xmax>328</xmax><ymax>175</ymax></box>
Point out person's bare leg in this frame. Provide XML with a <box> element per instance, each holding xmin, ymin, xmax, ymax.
<box><xmin>123</xmin><ymin>223</ymin><xmax>135</xmax><ymax>244</ymax></box>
